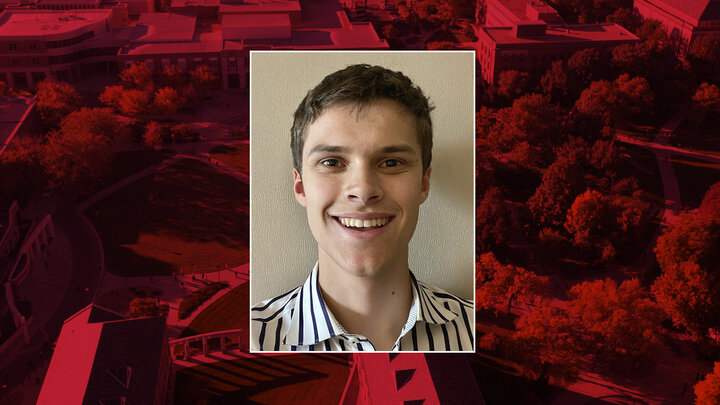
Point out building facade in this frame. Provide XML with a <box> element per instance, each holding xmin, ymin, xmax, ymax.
<box><xmin>476</xmin><ymin>21</ymin><xmax>639</xmax><ymax>83</ymax></box>
<box><xmin>634</xmin><ymin>0</ymin><xmax>720</xmax><ymax>57</ymax></box>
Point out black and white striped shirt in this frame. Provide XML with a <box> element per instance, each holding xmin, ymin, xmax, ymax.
<box><xmin>251</xmin><ymin>263</ymin><xmax>474</xmax><ymax>352</ymax></box>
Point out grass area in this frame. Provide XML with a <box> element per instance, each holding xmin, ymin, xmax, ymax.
<box><xmin>174</xmin><ymin>354</ymin><xmax>350</xmax><ymax>404</ymax></box>
<box><xmin>621</xmin><ymin>144</ymin><xmax>664</xmax><ymax>205</ymax></box>
<box><xmin>670</xmin><ymin>118</ymin><xmax>720</xmax><ymax>155</ymax></box>
<box><xmin>209</xmin><ymin>144</ymin><xmax>249</xmax><ymax>174</ymax></box>
<box><xmin>91</xmin><ymin>158</ymin><xmax>249</xmax><ymax>276</ymax></box>
<box><xmin>178</xmin><ymin>281</ymin><xmax>229</xmax><ymax>319</ymax></box>
<box><xmin>671</xmin><ymin>156</ymin><xmax>720</xmax><ymax>209</ymax></box>
<box><xmin>180</xmin><ymin>283</ymin><xmax>248</xmax><ymax>341</ymax></box>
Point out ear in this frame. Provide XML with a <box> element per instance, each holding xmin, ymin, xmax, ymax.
<box><xmin>419</xmin><ymin>167</ymin><xmax>431</xmax><ymax>204</ymax></box>
<box><xmin>293</xmin><ymin>168</ymin><xmax>307</xmax><ymax>207</ymax></box>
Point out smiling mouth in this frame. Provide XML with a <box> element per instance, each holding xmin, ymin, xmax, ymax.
<box><xmin>336</xmin><ymin>217</ymin><xmax>392</xmax><ymax>229</ymax></box>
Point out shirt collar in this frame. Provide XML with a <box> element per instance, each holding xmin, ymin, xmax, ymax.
<box><xmin>283</xmin><ymin>262</ymin><xmax>461</xmax><ymax>348</ymax></box>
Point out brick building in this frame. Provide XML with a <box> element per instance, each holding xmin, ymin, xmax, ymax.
<box><xmin>634</xmin><ymin>0</ymin><xmax>720</xmax><ymax>57</ymax></box>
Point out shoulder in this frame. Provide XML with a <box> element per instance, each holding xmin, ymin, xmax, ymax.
<box><xmin>415</xmin><ymin>278</ymin><xmax>473</xmax><ymax>314</ymax></box>
<box><xmin>250</xmin><ymin>286</ymin><xmax>303</xmax><ymax>351</ymax></box>
<box><xmin>251</xmin><ymin>286</ymin><xmax>302</xmax><ymax>321</ymax></box>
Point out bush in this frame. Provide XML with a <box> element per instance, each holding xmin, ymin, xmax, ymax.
<box><xmin>171</xmin><ymin>123</ymin><xmax>199</xmax><ymax>143</ymax></box>
<box><xmin>178</xmin><ymin>281</ymin><xmax>229</xmax><ymax>319</ymax></box>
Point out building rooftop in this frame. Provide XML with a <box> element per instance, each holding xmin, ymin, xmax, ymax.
<box><xmin>38</xmin><ymin>304</ymin><xmax>167</xmax><ymax>405</ymax></box>
<box><xmin>482</xmin><ymin>23</ymin><xmax>639</xmax><ymax>45</ymax></box>
<box><xmin>218</xmin><ymin>0</ymin><xmax>300</xmax><ymax>13</ymax></box>
<box><xmin>135</xmin><ymin>12</ymin><xmax>196</xmax><ymax>42</ymax></box>
<box><xmin>0</xmin><ymin>9</ymin><xmax>111</xmax><ymax>37</ymax></box>
<box><xmin>643</xmin><ymin>0</ymin><xmax>720</xmax><ymax>25</ymax></box>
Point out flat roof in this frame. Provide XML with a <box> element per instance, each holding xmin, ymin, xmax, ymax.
<box><xmin>121</xmin><ymin>29</ymin><xmax>222</xmax><ymax>54</ymax></box>
<box><xmin>483</xmin><ymin>23</ymin><xmax>639</xmax><ymax>45</ymax></box>
<box><xmin>134</xmin><ymin>12</ymin><xmax>196</xmax><ymax>42</ymax></box>
<box><xmin>222</xmin><ymin>12</ymin><xmax>289</xmax><ymax>27</ymax></box>
<box><xmin>0</xmin><ymin>9</ymin><xmax>111</xmax><ymax>37</ymax></box>
<box><xmin>217</xmin><ymin>0</ymin><xmax>300</xmax><ymax>14</ymax></box>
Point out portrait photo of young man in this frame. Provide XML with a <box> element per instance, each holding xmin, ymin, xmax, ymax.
<box><xmin>250</xmin><ymin>52</ymin><xmax>475</xmax><ymax>352</ymax></box>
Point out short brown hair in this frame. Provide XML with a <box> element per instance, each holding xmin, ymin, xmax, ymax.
<box><xmin>291</xmin><ymin>64</ymin><xmax>433</xmax><ymax>173</ymax></box>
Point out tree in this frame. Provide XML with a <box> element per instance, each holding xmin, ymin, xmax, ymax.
<box><xmin>120</xmin><ymin>62</ymin><xmax>154</xmax><ymax>92</ymax></box>
<box><xmin>695</xmin><ymin>362</ymin><xmax>720</xmax><ymax>405</ymax></box>
<box><xmin>118</xmin><ymin>89</ymin><xmax>152</xmax><ymax>116</ymax></box>
<box><xmin>41</xmin><ymin>128</ymin><xmax>112</xmax><ymax>190</ymax></box>
<box><xmin>60</xmin><ymin>108</ymin><xmax>128</xmax><ymax>144</ymax></box>
<box><xmin>35</xmin><ymin>78</ymin><xmax>82</xmax><ymax>128</ymax></box>
<box><xmin>573</xmin><ymin>79</ymin><xmax>618</xmax><ymax>125</ymax></box>
<box><xmin>568</xmin><ymin>278</ymin><xmax>663</xmax><ymax>363</ymax></box>
<box><xmin>476</xmin><ymin>187</ymin><xmax>511</xmax><ymax>254</ymax></box>
<box><xmin>99</xmin><ymin>85</ymin><xmax>125</xmax><ymax>110</ymax></box>
<box><xmin>700</xmin><ymin>181</ymin><xmax>720</xmax><ymax>217</ymax></box>
<box><xmin>614</xmin><ymin>74</ymin><xmax>654</xmax><ymax>119</ymax></box>
<box><xmin>565</xmin><ymin>190</ymin><xmax>647</xmax><ymax>261</ymax></box>
<box><xmin>154</xmin><ymin>87</ymin><xmax>187</xmax><ymax>115</ymax></box>
<box><xmin>495</xmin><ymin>70</ymin><xmax>529</xmax><ymax>101</ymax></box>
<box><xmin>541</xmin><ymin>60</ymin><xmax>570</xmax><ymax>103</ymax></box>
<box><xmin>476</xmin><ymin>252</ymin><xmax>547</xmax><ymax>315</ymax></box>
<box><xmin>426</xmin><ymin>41</ymin><xmax>457</xmax><ymax>50</ymax></box>
<box><xmin>652</xmin><ymin>213</ymin><xmax>720</xmax><ymax>335</ymax></box>
<box><xmin>127</xmin><ymin>297</ymin><xmax>169</xmax><ymax>319</ymax></box>
<box><xmin>652</xmin><ymin>261</ymin><xmax>720</xmax><ymax>336</ymax></box>
<box><xmin>143</xmin><ymin>121</ymin><xmax>169</xmax><ymax>148</ymax></box>
<box><xmin>512</xmin><ymin>303</ymin><xmax>584</xmax><ymax>383</ymax></box>
<box><xmin>190</xmin><ymin>65</ymin><xmax>218</xmax><ymax>96</ymax></box>
<box><xmin>689</xmin><ymin>82</ymin><xmax>720</xmax><ymax>126</ymax></box>
<box><xmin>604</xmin><ymin>7</ymin><xmax>642</xmax><ymax>32</ymax></box>
<box><xmin>527</xmin><ymin>153</ymin><xmax>585</xmax><ymax>228</ymax></box>
<box><xmin>687</xmin><ymin>34</ymin><xmax>720</xmax><ymax>83</ymax></box>
<box><xmin>654</xmin><ymin>213</ymin><xmax>720</xmax><ymax>274</ymax></box>
<box><xmin>158</xmin><ymin>64</ymin><xmax>186</xmax><ymax>89</ymax></box>
<box><xmin>490</xmin><ymin>93</ymin><xmax>564</xmax><ymax>150</ymax></box>
<box><xmin>382</xmin><ymin>23</ymin><xmax>398</xmax><ymax>40</ymax></box>
<box><xmin>0</xmin><ymin>136</ymin><xmax>47</xmax><ymax>201</ymax></box>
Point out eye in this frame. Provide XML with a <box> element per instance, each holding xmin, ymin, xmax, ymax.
<box><xmin>320</xmin><ymin>158</ymin><xmax>340</xmax><ymax>167</ymax></box>
<box><xmin>381</xmin><ymin>159</ymin><xmax>402</xmax><ymax>168</ymax></box>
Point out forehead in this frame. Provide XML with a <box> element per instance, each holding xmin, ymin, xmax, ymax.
<box><xmin>303</xmin><ymin>99</ymin><xmax>419</xmax><ymax>154</ymax></box>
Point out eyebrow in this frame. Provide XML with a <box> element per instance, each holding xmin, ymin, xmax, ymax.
<box><xmin>307</xmin><ymin>144</ymin><xmax>417</xmax><ymax>156</ymax></box>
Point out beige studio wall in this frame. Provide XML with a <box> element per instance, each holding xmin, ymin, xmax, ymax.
<box><xmin>250</xmin><ymin>51</ymin><xmax>475</xmax><ymax>303</ymax></box>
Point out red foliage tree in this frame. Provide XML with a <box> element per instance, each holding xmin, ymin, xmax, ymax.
<box><xmin>41</xmin><ymin>128</ymin><xmax>112</xmax><ymax>190</ymax></box>
<box><xmin>154</xmin><ymin>87</ymin><xmax>187</xmax><ymax>115</ymax></box>
<box><xmin>527</xmin><ymin>153</ymin><xmax>585</xmax><ymax>228</ymax></box>
<box><xmin>568</xmin><ymin>278</ymin><xmax>663</xmax><ymax>362</ymax></box>
<box><xmin>476</xmin><ymin>187</ymin><xmax>511</xmax><ymax>254</ymax></box>
<box><xmin>476</xmin><ymin>252</ymin><xmax>547</xmax><ymax>315</ymax></box>
<box><xmin>652</xmin><ymin>213</ymin><xmax>720</xmax><ymax>335</ymax></box>
<box><xmin>35</xmin><ymin>78</ymin><xmax>82</xmax><ymax>128</ymax></box>
<box><xmin>495</xmin><ymin>70</ymin><xmax>529</xmax><ymax>101</ymax></box>
<box><xmin>127</xmin><ymin>297</ymin><xmax>169</xmax><ymax>319</ymax></box>
<box><xmin>120</xmin><ymin>62</ymin><xmax>155</xmax><ymax>92</ymax></box>
<box><xmin>512</xmin><ymin>303</ymin><xmax>583</xmax><ymax>383</ymax></box>
<box><xmin>695</xmin><ymin>362</ymin><xmax>720</xmax><ymax>405</ymax></box>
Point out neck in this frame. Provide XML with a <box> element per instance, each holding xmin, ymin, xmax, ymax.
<box><xmin>317</xmin><ymin>256</ymin><xmax>413</xmax><ymax>351</ymax></box>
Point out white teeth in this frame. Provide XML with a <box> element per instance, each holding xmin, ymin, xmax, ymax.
<box><xmin>339</xmin><ymin>217</ymin><xmax>390</xmax><ymax>228</ymax></box>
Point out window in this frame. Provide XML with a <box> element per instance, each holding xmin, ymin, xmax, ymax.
<box><xmin>11</xmin><ymin>58</ymin><xmax>19</xmax><ymax>65</ymax></box>
<box><xmin>32</xmin><ymin>57</ymin><xmax>39</xmax><ymax>65</ymax></box>
<box><xmin>9</xmin><ymin>43</ymin><xmax>16</xmax><ymax>51</ymax></box>
<box><xmin>29</xmin><ymin>43</ymin><xmax>37</xmax><ymax>51</ymax></box>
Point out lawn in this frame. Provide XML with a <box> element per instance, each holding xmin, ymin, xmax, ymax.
<box><xmin>671</xmin><ymin>156</ymin><xmax>720</xmax><ymax>209</ymax></box>
<box><xmin>91</xmin><ymin>158</ymin><xmax>249</xmax><ymax>276</ymax></box>
<box><xmin>180</xmin><ymin>283</ymin><xmax>248</xmax><ymax>344</ymax></box>
<box><xmin>174</xmin><ymin>354</ymin><xmax>351</xmax><ymax>404</ymax></box>
<box><xmin>670</xmin><ymin>119</ymin><xmax>720</xmax><ymax>155</ymax></box>
<box><xmin>209</xmin><ymin>143</ymin><xmax>249</xmax><ymax>174</ymax></box>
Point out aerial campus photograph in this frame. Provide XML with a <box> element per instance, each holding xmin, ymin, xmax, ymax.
<box><xmin>0</xmin><ymin>0</ymin><xmax>719</xmax><ymax>403</ymax></box>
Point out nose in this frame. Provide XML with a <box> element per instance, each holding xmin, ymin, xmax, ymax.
<box><xmin>344</xmin><ymin>164</ymin><xmax>383</xmax><ymax>205</ymax></box>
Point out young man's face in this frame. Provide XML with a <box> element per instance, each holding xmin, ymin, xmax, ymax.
<box><xmin>293</xmin><ymin>99</ymin><xmax>431</xmax><ymax>279</ymax></box>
